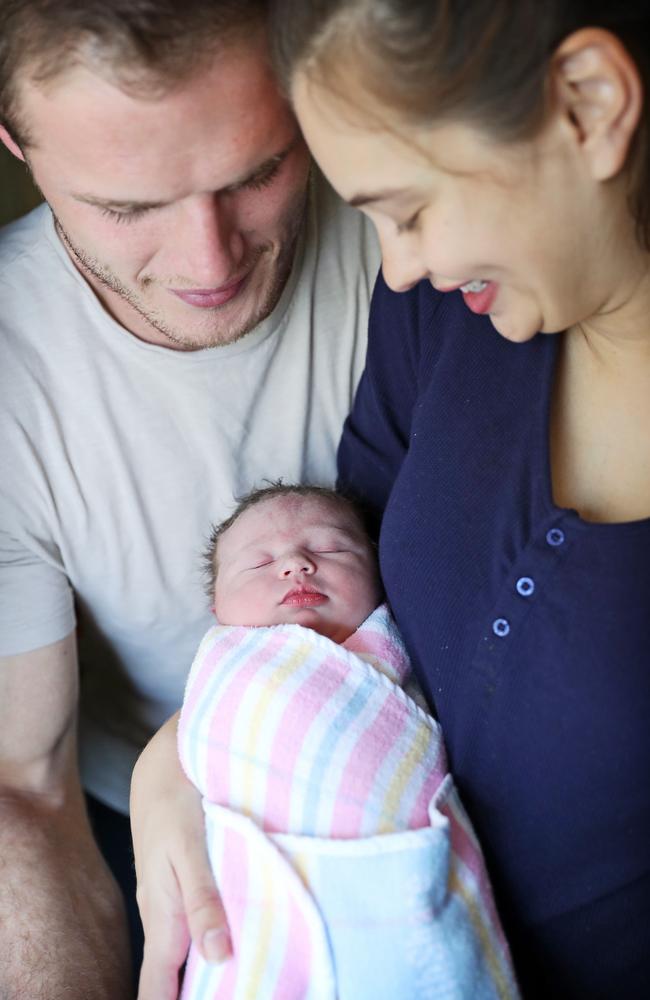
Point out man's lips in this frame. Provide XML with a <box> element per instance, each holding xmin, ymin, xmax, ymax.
<box><xmin>168</xmin><ymin>273</ymin><xmax>249</xmax><ymax>308</ymax></box>
<box><xmin>281</xmin><ymin>587</ymin><xmax>327</xmax><ymax>607</ymax></box>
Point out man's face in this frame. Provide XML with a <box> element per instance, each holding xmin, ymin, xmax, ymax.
<box><xmin>213</xmin><ymin>494</ymin><xmax>381</xmax><ymax>643</ymax></box>
<box><xmin>7</xmin><ymin>36</ymin><xmax>311</xmax><ymax>349</ymax></box>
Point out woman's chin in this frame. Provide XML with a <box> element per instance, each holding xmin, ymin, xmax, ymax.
<box><xmin>488</xmin><ymin>309</ymin><xmax>544</xmax><ymax>344</ymax></box>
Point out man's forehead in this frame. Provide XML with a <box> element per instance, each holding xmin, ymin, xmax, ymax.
<box><xmin>16</xmin><ymin>32</ymin><xmax>286</xmax><ymax>153</ymax></box>
<box><xmin>17</xmin><ymin>44</ymin><xmax>299</xmax><ymax>198</ymax></box>
<box><xmin>15</xmin><ymin>19</ymin><xmax>269</xmax><ymax>101</ymax></box>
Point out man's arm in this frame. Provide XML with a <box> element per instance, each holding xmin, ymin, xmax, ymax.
<box><xmin>0</xmin><ymin>633</ymin><xmax>132</xmax><ymax>999</ymax></box>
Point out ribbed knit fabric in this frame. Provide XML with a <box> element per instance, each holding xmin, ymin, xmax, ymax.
<box><xmin>338</xmin><ymin>273</ymin><xmax>650</xmax><ymax>998</ymax></box>
<box><xmin>178</xmin><ymin>605</ymin><xmax>519</xmax><ymax>999</ymax></box>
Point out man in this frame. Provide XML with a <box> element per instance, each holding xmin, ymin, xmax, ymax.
<box><xmin>0</xmin><ymin>1</ymin><xmax>379</xmax><ymax>996</ymax></box>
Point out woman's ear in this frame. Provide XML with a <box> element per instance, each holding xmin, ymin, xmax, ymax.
<box><xmin>0</xmin><ymin>124</ymin><xmax>26</xmax><ymax>161</ymax></box>
<box><xmin>552</xmin><ymin>27</ymin><xmax>643</xmax><ymax>181</ymax></box>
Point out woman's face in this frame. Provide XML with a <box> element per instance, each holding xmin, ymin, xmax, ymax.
<box><xmin>293</xmin><ymin>75</ymin><xmax>633</xmax><ymax>343</ymax></box>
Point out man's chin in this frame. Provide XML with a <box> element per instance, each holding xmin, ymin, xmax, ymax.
<box><xmin>55</xmin><ymin>213</ymin><xmax>297</xmax><ymax>349</ymax></box>
<box><xmin>120</xmin><ymin>270</ymin><xmax>287</xmax><ymax>349</ymax></box>
<box><xmin>144</xmin><ymin>256</ymin><xmax>295</xmax><ymax>349</ymax></box>
<box><xmin>137</xmin><ymin>309</ymin><xmax>264</xmax><ymax>350</ymax></box>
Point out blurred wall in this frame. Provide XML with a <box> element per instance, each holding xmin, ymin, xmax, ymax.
<box><xmin>0</xmin><ymin>141</ymin><xmax>42</xmax><ymax>226</ymax></box>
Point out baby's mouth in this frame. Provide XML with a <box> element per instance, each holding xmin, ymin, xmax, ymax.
<box><xmin>281</xmin><ymin>586</ymin><xmax>327</xmax><ymax>607</ymax></box>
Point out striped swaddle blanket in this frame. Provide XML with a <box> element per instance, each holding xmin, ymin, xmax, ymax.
<box><xmin>178</xmin><ymin>605</ymin><xmax>519</xmax><ymax>999</ymax></box>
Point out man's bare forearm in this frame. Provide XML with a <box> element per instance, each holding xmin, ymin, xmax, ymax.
<box><xmin>0</xmin><ymin>786</ymin><xmax>132</xmax><ymax>999</ymax></box>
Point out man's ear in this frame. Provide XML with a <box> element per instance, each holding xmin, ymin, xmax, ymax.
<box><xmin>0</xmin><ymin>123</ymin><xmax>26</xmax><ymax>161</ymax></box>
<box><xmin>552</xmin><ymin>28</ymin><xmax>643</xmax><ymax>181</ymax></box>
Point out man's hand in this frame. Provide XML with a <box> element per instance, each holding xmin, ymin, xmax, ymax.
<box><xmin>131</xmin><ymin>711</ymin><xmax>230</xmax><ymax>1000</ymax></box>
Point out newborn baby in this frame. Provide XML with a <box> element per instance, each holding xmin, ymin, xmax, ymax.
<box><xmin>178</xmin><ymin>484</ymin><xmax>518</xmax><ymax>1000</ymax></box>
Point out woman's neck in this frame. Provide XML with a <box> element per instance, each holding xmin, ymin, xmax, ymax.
<box><xmin>571</xmin><ymin>242</ymin><xmax>650</xmax><ymax>365</ymax></box>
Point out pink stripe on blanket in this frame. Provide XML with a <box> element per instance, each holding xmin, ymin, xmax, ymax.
<box><xmin>439</xmin><ymin>792</ymin><xmax>509</xmax><ymax>951</ymax></box>
<box><xmin>270</xmin><ymin>866</ymin><xmax>315</xmax><ymax>1000</ymax></box>
<box><xmin>219</xmin><ymin>818</ymin><xmax>321</xmax><ymax>999</ymax></box>
<box><xmin>330</xmin><ymin>696</ymin><xmax>410</xmax><ymax>836</ymax></box>
<box><xmin>203</xmin><ymin>631</ymin><xmax>288</xmax><ymax>803</ymax></box>
<box><xmin>406</xmin><ymin>735</ymin><xmax>447</xmax><ymax>829</ymax></box>
<box><xmin>343</xmin><ymin>623</ymin><xmax>409</xmax><ymax>684</ymax></box>
<box><xmin>261</xmin><ymin>653</ymin><xmax>351</xmax><ymax>834</ymax></box>
<box><xmin>180</xmin><ymin>627</ymin><xmax>243</xmax><ymax>720</ymax></box>
<box><xmin>212</xmin><ymin>825</ymin><xmax>249</xmax><ymax>999</ymax></box>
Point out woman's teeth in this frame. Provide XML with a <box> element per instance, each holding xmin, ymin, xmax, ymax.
<box><xmin>460</xmin><ymin>280</ymin><xmax>488</xmax><ymax>294</ymax></box>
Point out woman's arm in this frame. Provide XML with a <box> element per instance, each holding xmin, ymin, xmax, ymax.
<box><xmin>130</xmin><ymin>712</ymin><xmax>230</xmax><ymax>1000</ymax></box>
<box><xmin>337</xmin><ymin>272</ymin><xmax>443</xmax><ymax>521</ymax></box>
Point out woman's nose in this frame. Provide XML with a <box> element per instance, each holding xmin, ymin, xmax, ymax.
<box><xmin>380</xmin><ymin>233</ymin><xmax>429</xmax><ymax>293</ymax></box>
<box><xmin>280</xmin><ymin>551</ymin><xmax>316</xmax><ymax>577</ymax></box>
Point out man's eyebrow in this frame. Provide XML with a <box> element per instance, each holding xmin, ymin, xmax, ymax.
<box><xmin>71</xmin><ymin>135</ymin><xmax>302</xmax><ymax>212</ymax></box>
<box><xmin>72</xmin><ymin>194</ymin><xmax>168</xmax><ymax>212</ymax></box>
<box><xmin>224</xmin><ymin>136</ymin><xmax>301</xmax><ymax>192</ymax></box>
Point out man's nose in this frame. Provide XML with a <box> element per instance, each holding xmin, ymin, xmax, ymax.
<box><xmin>175</xmin><ymin>193</ymin><xmax>246</xmax><ymax>285</ymax></box>
<box><xmin>279</xmin><ymin>550</ymin><xmax>316</xmax><ymax>577</ymax></box>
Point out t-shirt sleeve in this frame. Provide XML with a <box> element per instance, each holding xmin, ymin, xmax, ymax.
<box><xmin>337</xmin><ymin>272</ymin><xmax>443</xmax><ymax>526</ymax></box>
<box><xmin>0</xmin><ymin>526</ymin><xmax>75</xmax><ymax>655</ymax></box>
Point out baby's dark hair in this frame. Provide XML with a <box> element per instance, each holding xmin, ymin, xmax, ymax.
<box><xmin>202</xmin><ymin>481</ymin><xmax>375</xmax><ymax>601</ymax></box>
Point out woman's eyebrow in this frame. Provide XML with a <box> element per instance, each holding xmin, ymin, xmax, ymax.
<box><xmin>348</xmin><ymin>186</ymin><xmax>402</xmax><ymax>208</ymax></box>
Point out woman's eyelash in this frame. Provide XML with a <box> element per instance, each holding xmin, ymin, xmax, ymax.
<box><xmin>396</xmin><ymin>211</ymin><xmax>422</xmax><ymax>235</ymax></box>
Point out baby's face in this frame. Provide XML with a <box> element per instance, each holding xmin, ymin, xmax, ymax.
<box><xmin>213</xmin><ymin>494</ymin><xmax>381</xmax><ymax>642</ymax></box>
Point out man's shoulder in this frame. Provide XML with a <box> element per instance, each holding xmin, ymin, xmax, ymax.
<box><xmin>265</xmin><ymin>169</ymin><xmax>379</xmax><ymax>367</ymax></box>
<box><xmin>0</xmin><ymin>203</ymin><xmax>78</xmax><ymax>334</ymax></box>
<box><xmin>0</xmin><ymin>204</ymin><xmax>92</xmax><ymax>398</ymax></box>
<box><xmin>0</xmin><ymin>203</ymin><xmax>53</xmax><ymax>275</ymax></box>
<box><xmin>308</xmin><ymin>168</ymin><xmax>381</xmax><ymax>279</ymax></box>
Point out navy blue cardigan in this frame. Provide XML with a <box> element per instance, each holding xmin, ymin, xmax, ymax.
<box><xmin>338</xmin><ymin>273</ymin><xmax>650</xmax><ymax>998</ymax></box>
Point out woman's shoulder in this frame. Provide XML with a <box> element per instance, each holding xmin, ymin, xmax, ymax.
<box><xmin>368</xmin><ymin>272</ymin><xmax>554</xmax><ymax>382</ymax></box>
<box><xmin>367</xmin><ymin>272</ymin><xmax>514</xmax><ymax>387</ymax></box>
<box><xmin>369</xmin><ymin>271</ymin><xmax>448</xmax><ymax>347</ymax></box>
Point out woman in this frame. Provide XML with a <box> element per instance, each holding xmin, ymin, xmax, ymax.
<box><xmin>132</xmin><ymin>3</ymin><xmax>650</xmax><ymax>997</ymax></box>
<box><xmin>268</xmin><ymin>1</ymin><xmax>650</xmax><ymax>995</ymax></box>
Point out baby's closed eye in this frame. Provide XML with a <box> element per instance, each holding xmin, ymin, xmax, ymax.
<box><xmin>247</xmin><ymin>556</ymin><xmax>275</xmax><ymax>569</ymax></box>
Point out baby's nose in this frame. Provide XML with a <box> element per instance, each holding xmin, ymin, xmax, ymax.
<box><xmin>280</xmin><ymin>551</ymin><xmax>316</xmax><ymax>576</ymax></box>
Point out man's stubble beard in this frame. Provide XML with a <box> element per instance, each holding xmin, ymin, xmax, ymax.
<box><xmin>53</xmin><ymin>202</ymin><xmax>306</xmax><ymax>350</ymax></box>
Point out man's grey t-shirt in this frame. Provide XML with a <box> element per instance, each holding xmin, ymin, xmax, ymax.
<box><xmin>0</xmin><ymin>172</ymin><xmax>380</xmax><ymax>812</ymax></box>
